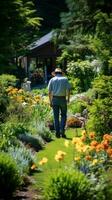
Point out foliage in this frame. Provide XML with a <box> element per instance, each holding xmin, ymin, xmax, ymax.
<box><xmin>44</xmin><ymin>169</ymin><xmax>92</xmax><ymax>200</ymax></box>
<box><xmin>35</xmin><ymin>121</ymin><xmax>53</xmax><ymax>142</ymax></box>
<box><xmin>18</xmin><ymin>133</ymin><xmax>44</xmax><ymax>151</ymax></box>
<box><xmin>72</xmin><ymin>131</ymin><xmax>112</xmax><ymax>176</ymax></box>
<box><xmin>87</xmin><ymin>75</ymin><xmax>112</xmax><ymax>135</ymax></box>
<box><xmin>8</xmin><ymin>144</ymin><xmax>35</xmax><ymax>177</ymax></box>
<box><xmin>67</xmin><ymin>60</ymin><xmax>95</xmax><ymax>92</ymax></box>
<box><xmin>92</xmin><ymin>75</ymin><xmax>112</xmax><ymax>99</ymax></box>
<box><xmin>0</xmin><ymin>118</ymin><xmax>28</xmax><ymax>151</ymax></box>
<box><xmin>0</xmin><ymin>152</ymin><xmax>21</xmax><ymax>198</ymax></box>
<box><xmin>0</xmin><ymin>83</ymin><xmax>9</xmax><ymax>121</ymax></box>
<box><xmin>101</xmin><ymin>169</ymin><xmax>112</xmax><ymax>199</ymax></box>
<box><xmin>68</xmin><ymin>77</ymin><xmax>82</xmax><ymax>94</ymax></box>
<box><xmin>69</xmin><ymin>98</ymin><xmax>88</xmax><ymax>115</ymax></box>
<box><xmin>0</xmin><ymin>74</ymin><xmax>17</xmax><ymax>87</ymax></box>
<box><xmin>55</xmin><ymin>0</ymin><xmax>112</xmax><ymax>76</ymax></box>
<box><xmin>87</xmin><ymin>98</ymin><xmax>112</xmax><ymax>135</ymax></box>
<box><xmin>0</xmin><ymin>0</ymin><xmax>41</xmax><ymax>66</ymax></box>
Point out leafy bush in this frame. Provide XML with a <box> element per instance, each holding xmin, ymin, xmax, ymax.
<box><xmin>35</xmin><ymin>121</ymin><xmax>53</xmax><ymax>142</ymax></box>
<box><xmin>68</xmin><ymin>77</ymin><xmax>82</xmax><ymax>94</ymax></box>
<box><xmin>18</xmin><ymin>133</ymin><xmax>44</xmax><ymax>151</ymax></box>
<box><xmin>87</xmin><ymin>98</ymin><xmax>112</xmax><ymax>135</ymax></box>
<box><xmin>67</xmin><ymin>60</ymin><xmax>95</xmax><ymax>92</ymax></box>
<box><xmin>0</xmin><ymin>74</ymin><xmax>17</xmax><ymax>87</ymax></box>
<box><xmin>87</xmin><ymin>75</ymin><xmax>112</xmax><ymax>135</ymax></box>
<box><xmin>92</xmin><ymin>75</ymin><xmax>112</xmax><ymax>99</ymax></box>
<box><xmin>8</xmin><ymin>144</ymin><xmax>35</xmax><ymax>177</ymax></box>
<box><xmin>0</xmin><ymin>120</ymin><xmax>28</xmax><ymax>151</ymax></box>
<box><xmin>69</xmin><ymin>99</ymin><xmax>87</xmax><ymax>115</ymax></box>
<box><xmin>102</xmin><ymin>169</ymin><xmax>112</xmax><ymax>199</ymax></box>
<box><xmin>0</xmin><ymin>152</ymin><xmax>21</xmax><ymax>198</ymax></box>
<box><xmin>0</xmin><ymin>83</ymin><xmax>9</xmax><ymax>121</ymax></box>
<box><xmin>44</xmin><ymin>169</ymin><xmax>92</xmax><ymax>200</ymax></box>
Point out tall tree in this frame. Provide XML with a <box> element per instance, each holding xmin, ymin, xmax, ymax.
<box><xmin>0</xmin><ymin>0</ymin><xmax>41</xmax><ymax>66</ymax></box>
<box><xmin>36</xmin><ymin>0</ymin><xmax>67</xmax><ymax>35</ymax></box>
<box><xmin>56</xmin><ymin>0</ymin><xmax>112</xmax><ymax>75</ymax></box>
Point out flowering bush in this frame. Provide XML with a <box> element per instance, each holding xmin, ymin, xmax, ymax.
<box><xmin>71</xmin><ymin>130</ymin><xmax>112</xmax><ymax>176</ymax></box>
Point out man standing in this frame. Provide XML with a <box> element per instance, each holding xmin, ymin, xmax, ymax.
<box><xmin>48</xmin><ymin>68</ymin><xmax>71</xmax><ymax>138</ymax></box>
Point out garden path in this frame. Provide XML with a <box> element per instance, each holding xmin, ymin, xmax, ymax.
<box><xmin>13</xmin><ymin>128</ymin><xmax>80</xmax><ymax>200</ymax></box>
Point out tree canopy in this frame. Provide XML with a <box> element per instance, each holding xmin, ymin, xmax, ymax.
<box><xmin>56</xmin><ymin>0</ymin><xmax>112</xmax><ymax>76</ymax></box>
<box><xmin>0</xmin><ymin>0</ymin><xmax>41</xmax><ymax>66</ymax></box>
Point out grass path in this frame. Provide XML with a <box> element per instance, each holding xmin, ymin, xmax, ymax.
<box><xmin>33</xmin><ymin>128</ymin><xmax>81</xmax><ymax>197</ymax></box>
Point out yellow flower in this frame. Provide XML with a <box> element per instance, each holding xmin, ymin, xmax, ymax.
<box><xmin>54</xmin><ymin>150</ymin><xmax>66</xmax><ymax>162</ymax></box>
<box><xmin>92</xmin><ymin>159</ymin><xmax>98</xmax><ymax>165</ymax></box>
<box><xmin>57</xmin><ymin>150</ymin><xmax>66</xmax><ymax>156</ymax></box>
<box><xmin>39</xmin><ymin>157</ymin><xmax>48</xmax><ymax>165</ymax></box>
<box><xmin>72</xmin><ymin>137</ymin><xmax>81</xmax><ymax>145</ymax></box>
<box><xmin>55</xmin><ymin>154</ymin><xmax>64</xmax><ymax>162</ymax></box>
<box><xmin>81</xmin><ymin>130</ymin><xmax>87</xmax><ymax>136</ymax></box>
<box><xmin>42</xmin><ymin>157</ymin><xmax>48</xmax><ymax>163</ymax></box>
<box><xmin>74</xmin><ymin>156</ymin><xmax>80</xmax><ymax>161</ymax></box>
<box><xmin>64</xmin><ymin>140</ymin><xmax>69</xmax><ymax>147</ymax></box>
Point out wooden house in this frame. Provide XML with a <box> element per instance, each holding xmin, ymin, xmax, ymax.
<box><xmin>20</xmin><ymin>31</ymin><xmax>61</xmax><ymax>85</ymax></box>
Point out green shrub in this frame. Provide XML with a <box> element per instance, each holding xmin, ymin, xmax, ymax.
<box><xmin>102</xmin><ymin>169</ymin><xmax>112</xmax><ymax>199</ymax></box>
<box><xmin>0</xmin><ymin>74</ymin><xmax>17</xmax><ymax>87</ymax></box>
<box><xmin>69</xmin><ymin>99</ymin><xmax>87</xmax><ymax>114</ymax></box>
<box><xmin>92</xmin><ymin>75</ymin><xmax>112</xmax><ymax>99</ymax></box>
<box><xmin>0</xmin><ymin>120</ymin><xmax>27</xmax><ymax>150</ymax></box>
<box><xmin>44</xmin><ymin>169</ymin><xmax>91</xmax><ymax>200</ymax></box>
<box><xmin>87</xmin><ymin>98</ymin><xmax>112</xmax><ymax>135</ymax></box>
<box><xmin>67</xmin><ymin>60</ymin><xmax>95</xmax><ymax>92</ymax></box>
<box><xmin>36</xmin><ymin>121</ymin><xmax>53</xmax><ymax>142</ymax></box>
<box><xmin>0</xmin><ymin>152</ymin><xmax>21</xmax><ymax>198</ymax></box>
<box><xmin>68</xmin><ymin>77</ymin><xmax>82</xmax><ymax>94</ymax></box>
<box><xmin>0</xmin><ymin>83</ymin><xmax>9</xmax><ymax>121</ymax></box>
<box><xmin>87</xmin><ymin>75</ymin><xmax>112</xmax><ymax>135</ymax></box>
<box><xmin>8</xmin><ymin>144</ymin><xmax>35</xmax><ymax>177</ymax></box>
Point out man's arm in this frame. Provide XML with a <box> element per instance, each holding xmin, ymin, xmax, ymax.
<box><xmin>48</xmin><ymin>91</ymin><xmax>53</xmax><ymax>107</ymax></box>
<box><xmin>66</xmin><ymin>89</ymin><xmax>70</xmax><ymax>103</ymax></box>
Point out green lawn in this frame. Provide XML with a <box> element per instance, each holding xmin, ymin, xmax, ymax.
<box><xmin>33</xmin><ymin>128</ymin><xmax>82</xmax><ymax>191</ymax></box>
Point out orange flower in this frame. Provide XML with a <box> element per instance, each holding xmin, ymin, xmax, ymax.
<box><xmin>106</xmin><ymin>148</ymin><xmax>112</xmax><ymax>157</ymax></box>
<box><xmin>103</xmin><ymin>134</ymin><xmax>112</xmax><ymax>141</ymax></box>
<box><xmin>31</xmin><ymin>164</ymin><xmax>36</xmax><ymax>170</ymax></box>
<box><xmin>96</xmin><ymin>144</ymin><xmax>104</xmax><ymax>152</ymax></box>
<box><xmin>89</xmin><ymin>132</ymin><xmax>95</xmax><ymax>139</ymax></box>
<box><xmin>90</xmin><ymin>140</ymin><xmax>98</xmax><ymax>147</ymax></box>
<box><xmin>85</xmin><ymin>155</ymin><xmax>92</xmax><ymax>161</ymax></box>
<box><xmin>81</xmin><ymin>136</ymin><xmax>86</xmax><ymax>142</ymax></box>
<box><xmin>101</xmin><ymin>140</ymin><xmax>109</xmax><ymax>150</ymax></box>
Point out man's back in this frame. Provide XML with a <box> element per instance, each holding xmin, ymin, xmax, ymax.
<box><xmin>48</xmin><ymin>75</ymin><xmax>70</xmax><ymax>96</ymax></box>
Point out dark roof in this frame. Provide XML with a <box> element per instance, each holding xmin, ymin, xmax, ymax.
<box><xmin>29</xmin><ymin>31</ymin><xmax>53</xmax><ymax>50</ymax></box>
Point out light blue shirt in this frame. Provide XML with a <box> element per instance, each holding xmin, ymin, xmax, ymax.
<box><xmin>48</xmin><ymin>74</ymin><xmax>71</xmax><ymax>96</ymax></box>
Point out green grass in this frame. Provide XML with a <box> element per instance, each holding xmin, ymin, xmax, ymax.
<box><xmin>33</xmin><ymin>128</ymin><xmax>82</xmax><ymax>191</ymax></box>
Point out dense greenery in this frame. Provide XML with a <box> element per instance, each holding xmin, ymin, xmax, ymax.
<box><xmin>0</xmin><ymin>0</ymin><xmax>41</xmax><ymax>68</ymax></box>
<box><xmin>0</xmin><ymin>152</ymin><xmax>21</xmax><ymax>198</ymax></box>
<box><xmin>45</xmin><ymin>169</ymin><xmax>92</xmax><ymax>200</ymax></box>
